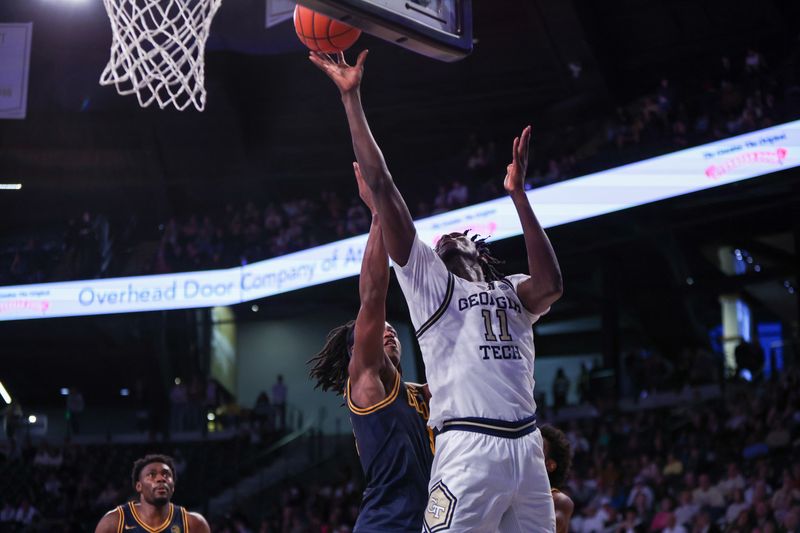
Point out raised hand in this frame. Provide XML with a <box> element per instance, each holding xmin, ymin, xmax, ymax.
<box><xmin>308</xmin><ymin>49</ymin><xmax>369</xmax><ymax>95</ymax></box>
<box><xmin>503</xmin><ymin>125</ymin><xmax>532</xmax><ymax>194</ymax></box>
<box><xmin>354</xmin><ymin>162</ymin><xmax>376</xmax><ymax>215</ymax></box>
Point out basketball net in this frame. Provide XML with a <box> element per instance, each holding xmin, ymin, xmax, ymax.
<box><xmin>99</xmin><ymin>0</ymin><xmax>222</xmax><ymax>111</ymax></box>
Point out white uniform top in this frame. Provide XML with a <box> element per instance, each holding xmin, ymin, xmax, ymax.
<box><xmin>394</xmin><ymin>235</ymin><xmax>547</xmax><ymax>430</ymax></box>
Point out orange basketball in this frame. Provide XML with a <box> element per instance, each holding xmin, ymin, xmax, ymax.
<box><xmin>293</xmin><ymin>5</ymin><xmax>362</xmax><ymax>53</ymax></box>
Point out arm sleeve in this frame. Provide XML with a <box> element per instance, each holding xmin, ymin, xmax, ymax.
<box><xmin>392</xmin><ymin>235</ymin><xmax>452</xmax><ymax>330</ymax></box>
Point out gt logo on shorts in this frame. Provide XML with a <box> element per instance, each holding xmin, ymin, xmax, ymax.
<box><xmin>424</xmin><ymin>480</ymin><xmax>456</xmax><ymax>532</ymax></box>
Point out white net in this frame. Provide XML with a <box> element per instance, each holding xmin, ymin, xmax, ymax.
<box><xmin>100</xmin><ymin>0</ymin><xmax>223</xmax><ymax>111</ymax></box>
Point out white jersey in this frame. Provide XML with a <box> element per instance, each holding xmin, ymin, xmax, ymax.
<box><xmin>394</xmin><ymin>235</ymin><xmax>547</xmax><ymax>430</ymax></box>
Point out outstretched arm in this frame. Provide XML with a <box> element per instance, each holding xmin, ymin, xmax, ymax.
<box><xmin>349</xmin><ymin>163</ymin><xmax>395</xmax><ymax>406</ymax></box>
<box><xmin>309</xmin><ymin>51</ymin><xmax>416</xmax><ymax>266</ymax></box>
<box><xmin>504</xmin><ymin>126</ymin><xmax>563</xmax><ymax>315</ymax></box>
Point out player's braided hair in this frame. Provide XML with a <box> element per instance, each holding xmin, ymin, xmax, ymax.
<box><xmin>308</xmin><ymin>320</ymin><xmax>355</xmax><ymax>395</ymax></box>
<box><xmin>131</xmin><ymin>454</ymin><xmax>176</xmax><ymax>490</ymax></box>
<box><xmin>467</xmin><ymin>230</ymin><xmax>505</xmax><ymax>282</ymax></box>
<box><xmin>540</xmin><ymin>424</ymin><xmax>572</xmax><ymax>489</ymax></box>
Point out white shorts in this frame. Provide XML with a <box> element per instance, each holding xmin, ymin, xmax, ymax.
<box><xmin>423</xmin><ymin>428</ymin><xmax>555</xmax><ymax>533</ymax></box>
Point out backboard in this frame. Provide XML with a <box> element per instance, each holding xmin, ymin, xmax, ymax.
<box><xmin>296</xmin><ymin>0</ymin><xmax>472</xmax><ymax>62</ymax></box>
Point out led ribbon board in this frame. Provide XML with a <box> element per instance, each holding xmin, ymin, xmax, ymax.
<box><xmin>1</xmin><ymin>120</ymin><xmax>797</xmax><ymax>321</ymax></box>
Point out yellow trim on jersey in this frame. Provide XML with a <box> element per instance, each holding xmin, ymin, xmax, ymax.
<box><xmin>128</xmin><ymin>502</ymin><xmax>174</xmax><ymax>533</ymax></box>
<box><xmin>116</xmin><ymin>506</ymin><xmax>124</xmax><ymax>533</ymax></box>
<box><xmin>346</xmin><ymin>371</ymin><xmax>401</xmax><ymax>415</ymax></box>
<box><xmin>182</xmin><ymin>507</ymin><xmax>190</xmax><ymax>533</ymax></box>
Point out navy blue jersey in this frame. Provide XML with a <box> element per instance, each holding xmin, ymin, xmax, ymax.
<box><xmin>347</xmin><ymin>372</ymin><xmax>435</xmax><ymax>533</ymax></box>
<box><xmin>115</xmin><ymin>502</ymin><xmax>189</xmax><ymax>533</ymax></box>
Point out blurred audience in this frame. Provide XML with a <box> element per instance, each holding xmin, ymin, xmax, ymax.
<box><xmin>1</xmin><ymin>48</ymin><xmax>796</xmax><ymax>286</ymax></box>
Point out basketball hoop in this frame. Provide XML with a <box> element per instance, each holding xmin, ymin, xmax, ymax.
<box><xmin>99</xmin><ymin>0</ymin><xmax>222</xmax><ymax>111</ymax></box>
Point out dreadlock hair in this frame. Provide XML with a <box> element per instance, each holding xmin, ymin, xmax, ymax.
<box><xmin>466</xmin><ymin>230</ymin><xmax>505</xmax><ymax>282</ymax></box>
<box><xmin>540</xmin><ymin>424</ymin><xmax>572</xmax><ymax>489</ymax></box>
<box><xmin>308</xmin><ymin>320</ymin><xmax>355</xmax><ymax>395</ymax></box>
<box><xmin>131</xmin><ymin>454</ymin><xmax>176</xmax><ymax>490</ymax></box>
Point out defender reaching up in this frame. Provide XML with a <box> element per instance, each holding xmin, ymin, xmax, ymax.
<box><xmin>309</xmin><ymin>164</ymin><xmax>433</xmax><ymax>532</ymax></box>
<box><xmin>310</xmin><ymin>50</ymin><xmax>562</xmax><ymax>533</ymax></box>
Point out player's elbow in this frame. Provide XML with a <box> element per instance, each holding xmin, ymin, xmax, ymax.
<box><xmin>546</xmin><ymin>274</ymin><xmax>564</xmax><ymax>302</ymax></box>
<box><xmin>361</xmin><ymin>164</ymin><xmax>393</xmax><ymax>191</ymax></box>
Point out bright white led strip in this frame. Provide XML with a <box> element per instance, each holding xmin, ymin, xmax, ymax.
<box><xmin>0</xmin><ymin>119</ymin><xmax>797</xmax><ymax>321</ymax></box>
<box><xmin>0</xmin><ymin>381</ymin><xmax>12</xmax><ymax>404</ymax></box>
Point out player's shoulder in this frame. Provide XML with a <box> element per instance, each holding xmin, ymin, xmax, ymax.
<box><xmin>553</xmin><ymin>490</ymin><xmax>574</xmax><ymax>515</ymax></box>
<box><xmin>500</xmin><ymin>273</ymin><xmax>530</xmax><ymax>286</ymax></box>
<box><xmin>187</xmin><ymin>510</ymin><xmax>211</xmax><ymax>533</ymax></box>
<box><xmin>95</xmin><ymin>506</ymin><xmax>123</xmax><ymax>533</ymax></box>
<box><xmin>397</xmin><ymin>233</ymin><xmax>442</xmax><ymax>270</ymax></box>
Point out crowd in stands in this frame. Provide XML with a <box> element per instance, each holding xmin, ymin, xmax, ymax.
<box><xmin>0</xmin><ymin>434</ymin><xmax>264</xmax><ymax>532</ymax></box>
<box><xmin>1</xmin><ymin>46</ymin><xmax>797</xmax><ymax>286</ymax></box>
<box><xmin>562</xmin><ymin>367</ymin><xmax>800</xmax><ymax>533</ymax></box>
<box><xmin>209</xmin><ymin>470</ymin><xmax>363</xmax><ymax>533</ymax></box>
<box><xmin>0</xmin><ymin>345</ymin><xmax>796</xmax><ymax>532</ymax></box>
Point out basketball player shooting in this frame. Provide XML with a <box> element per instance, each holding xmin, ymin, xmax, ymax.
<box><xmin>310</xmin><ymin>49</ymin><xmax>562</xmax><ymax>532</ymax></box>
<box><xmin>308</xmin><ymin>163</ymin><xmax>434</xmax><ymax>532</ymax></box>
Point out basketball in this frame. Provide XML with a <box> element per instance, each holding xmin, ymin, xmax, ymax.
<box><xmin>293</xmin><ymin>5</ymin><xmax>362</xmax><ymax>53</ymax></box>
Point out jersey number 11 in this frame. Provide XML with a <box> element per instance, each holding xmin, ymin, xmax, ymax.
<box><xmin>481</xmin><ymin>309</ymin><xmax>513</xmax><ymax>342</ymax></box>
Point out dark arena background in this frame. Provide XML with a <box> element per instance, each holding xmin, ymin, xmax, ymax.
<box><xmin>1</xmin><ymin>0</ymin><xmax>799</xmax><ymax>531</ymax></box>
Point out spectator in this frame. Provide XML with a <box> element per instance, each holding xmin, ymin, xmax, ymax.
<box><xmin>170</xmin><ymin>378</ymin><xmax>189</xmax><ymax>432</ymax></box>
<box><xmin>663</xmin><ymin>452</ymin><xmax>684</xmax><ymax>479</ymax></box>
<box><xmin>272</xmin><ymin>375</ymin><xmax>287</xmax><ymax>431</ymax></box>
<box><xmin>628</xmin><ymin>478</ymin><xmax>655</xmax><ymax>511</ymax></box>
<box><xmin>691</xmin><ymin>511</ymin><xmax>719</xmax><ymax>533</ymax></box>
<box><xmin>14</xmin><ymin>499</ymin><xmax>38</xmax><ymax>526</ymax></box>
<box><xmin>0</xmin><ymin>501</ymin><xmax>15</xmax><ymax>524</ymax></box>
<box><xmin>718</xmin><ymin>463</ymin><xmax>746</xmax><ymax>498</ymax></box>
<box><xmin>725</xmin><ymin>489</ymin><xmax>750</xmax><ymax>526</ymax></box>
<box><xmin>578</xmin><ymin>362</ymin><xmax>591</xmax><ymax>404</ymax></box>
<box><xmin>253</xmin><ymin>391</ymin><xmax>272</xmax><ymax>430</ymax></box>
<box><xmin>651</xmin><ymin>498</ymin><xmax>674</xmax><ymax>531</ymax></box>
<box><xmin>771</xmin><ymin>473</ymin><xmax>800</xmax><ymax>523</ymax></box>
<box><xmin>694</xmin><ymin>473</ymin><xmax>726</xmax><ymax>510</ymax></box>
<box><xmin>446</xmin><ymin>179</ymin><xmax>469</xmax><ymax>208</ymax></box>
<box><xmin>744</xmin><ymin>49</ymin><xmax>764</xmax><ymax>75</ymax></box>
<box><xmin>553</xmin><ymin>367</ymin><xmax>570</xmax><ymax>410</ymax></box>
<box><xmin>674</xmin><ymin>491</ymin><xmax>700</xmax><ymax>527</ymax></box>
<box><xmin>663</xmin><ymin>513</ymin><xmax>687</xmax><ymax>533</ymax></box>
<box><xmin>617</xmin><ymin>507</ymin><xmax>645</xmax><ymax>533</ymax></box>
<box><xmin>66</xmin><ymin>387</ymin><xmax>85</xmax><ymax>436</ymax></box>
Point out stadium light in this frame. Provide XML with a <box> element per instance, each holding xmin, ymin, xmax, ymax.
<box><xmin>28</xmin><ymin>415</ymin><xmax>36</xmax><ymax>424</ymax></box>
<box><xmin>0</xmin><ymin>381</ymin><xmax>11</xmax><ymax>404</ymax></box>
<box><xmin>0</xmin><ymin>184</ymin><xmax>22</xmax><ymax>190</ymax></box>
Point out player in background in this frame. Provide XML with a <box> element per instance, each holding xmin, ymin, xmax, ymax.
<box><xmin>541</xmin><ymin>425</ymin><xmax>575</xmax><ymax>533</ymax></box>
<box><xmin>310</xmin><ymin>49</ymin><xmax>562</xmax><ymax>532</ymax></box>
<box><xmin>94</xmin><ymin>454</ymin><xmax>210</xmax><ymax>533</ymax></box>
<box><xmin>309</xmin><ymin>163</ymin><xmax>434</xmax><ymax>532</ymax></box>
